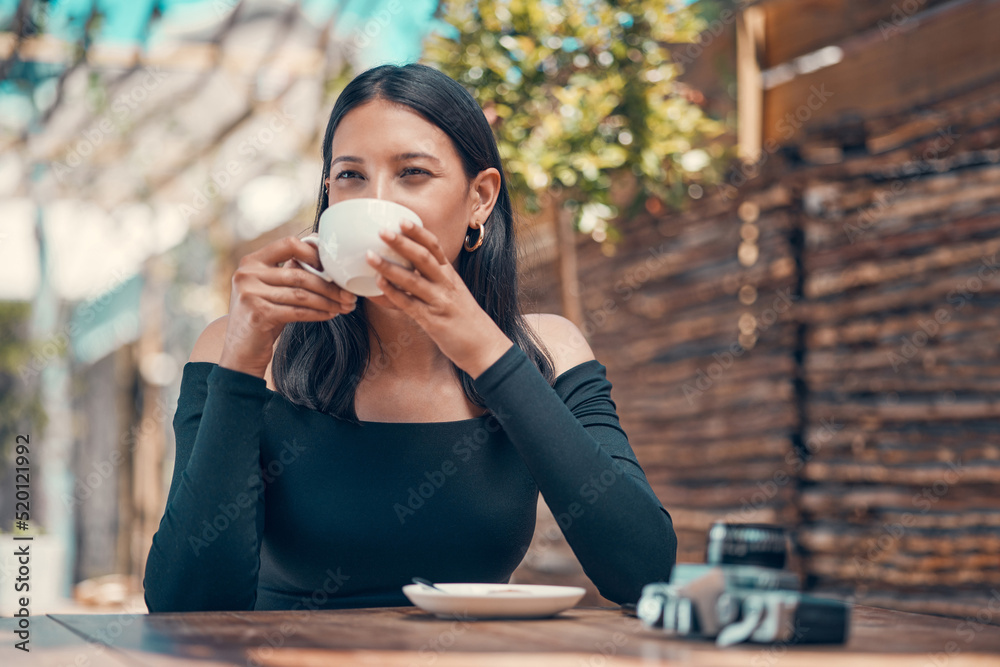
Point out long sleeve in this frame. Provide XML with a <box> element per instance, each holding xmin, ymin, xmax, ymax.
<box><xmin>472</xmin><ymin>344</ymin><xmax>677</xmax><ymax>604</ymax></box>
<box><xmin>143</xmin><ymin>362</ymin><xmax>269</xmax><ymax>612</ymax></box>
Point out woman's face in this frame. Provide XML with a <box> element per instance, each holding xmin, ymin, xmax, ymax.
<box><xmin>325</xmin><ymin>99</ymin><xmax>495</xmax><ymax>266</ymax></box>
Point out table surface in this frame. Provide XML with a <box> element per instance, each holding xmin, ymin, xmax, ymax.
<box><xmin>3</xmin><ymin>602</ymin><xmax>1000</xmax><ymax>666</ymax></box>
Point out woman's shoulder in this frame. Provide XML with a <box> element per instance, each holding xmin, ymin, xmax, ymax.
<box><xmin>187</xmin><ymin>315</ymin><xmax>280</xmax><ymax>389</ymax></box>
<box><xmin>188</xmin><ymin>315</ymin><xmax>229</xmax><ymax>364</ymax></box>
<box><xmin>523</xmin><ymin>312</ymin><xmax>597</xmax><ymax>377</ymax></box>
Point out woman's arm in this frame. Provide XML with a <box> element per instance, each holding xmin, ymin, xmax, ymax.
<box><xmin>145</xmin><ymin>231</ymin><xmax>354</xmax><ymax>611</ymax></box>
<box><xmin>143</xmin><ymin>358</ymin><xmax>271</xmax><ymax>612</ymax></box>
<box><xmin>472</xmin><ymin>343</ymin><xmax>677</xmax><ymax>605</ymax></box>
<box><xmin>360</xmin><ymin>223</ymin><xmax>676</xmax><ymax>601</ymax></box>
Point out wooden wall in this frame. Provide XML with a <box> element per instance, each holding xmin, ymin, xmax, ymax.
<box><xmin>734</xmin><ymin>0</ymin><xmax>1000</xmax><ymax>152</ymax></box>
<box><xmin>792</xmin><ymin>74</ymin><xmax>1000</xmax><ymax>617</ymax></box>
<box><xmin>758</xmin><ymin>0</ymin><xmax>956</xmax><ymax>69</ymax></box>
<box><xmin>513</xmin><ymin>45</ymin><xmax>1000</xmax><ymax>620</ymax></box>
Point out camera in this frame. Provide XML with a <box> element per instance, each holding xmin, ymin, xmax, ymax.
<box><xmin>637</xmin><ymin>523</ymin><xmax>849</xmax><ymax>646</ymax></box>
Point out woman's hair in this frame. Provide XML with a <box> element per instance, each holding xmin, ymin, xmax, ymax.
<box><xmin>272</xmin><ymin>63</ymin><xmax>554</xmax><ymax>423</ymax></box>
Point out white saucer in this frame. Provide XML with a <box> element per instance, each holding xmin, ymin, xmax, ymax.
<box><xmin>402</xmin><ymin>583</ymin><xmax>586</xmax><ymax>619</ymax></box>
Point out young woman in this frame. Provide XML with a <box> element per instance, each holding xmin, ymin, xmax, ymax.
<box><xmin>143</xmin><ymin>63</ymin><xmax>676</xmax><ymax>612</ymax></box>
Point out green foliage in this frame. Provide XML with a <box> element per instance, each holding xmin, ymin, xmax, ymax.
<box><xmin>0</xmin><ymin>303</ymin><xmax>46</xmax><ymax>475</ymax></box>
<box><xmin>425</xmin><ymin>0</ymin><xmax>727</xmax><ymax>228</ymax></box>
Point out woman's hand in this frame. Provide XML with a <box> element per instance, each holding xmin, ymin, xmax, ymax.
<box><xmin>367</xmin><ymin>220</ymin><xmax>513</xmax><ymax>378</ymax></box>
<box><xmin>220</xmin><ymin>236</ymin><xmax>358</xmax><ymax>378</ymax></box>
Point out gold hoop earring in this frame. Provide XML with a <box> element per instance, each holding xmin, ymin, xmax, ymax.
<box><xmin>464</xmin><ymin>223</ymin><xmax>485</xmax><ymax>252</ymax></box>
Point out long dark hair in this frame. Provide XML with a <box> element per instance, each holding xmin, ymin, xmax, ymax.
<box><xmin>272</xmin><ymin>63</ymin><xmax>554</xmax><ymax>423</ymax></box>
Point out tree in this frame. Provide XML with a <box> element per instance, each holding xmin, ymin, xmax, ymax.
<box><xmin>425</xmin><ymin>0</ymin><xmax>727</xmax><ymax>323</ymax></box>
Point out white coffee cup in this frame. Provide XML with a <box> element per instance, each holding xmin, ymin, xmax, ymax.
<box><xmin>293</xmin><ymin>198</ymin><xmax>423</xmax><ymax>297</ymax></box>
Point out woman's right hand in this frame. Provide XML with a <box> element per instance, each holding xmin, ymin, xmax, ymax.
<box><xmin>219</xmin><ymin>236</ymin><xmax>358</xmax><ymax>378</ymax></box>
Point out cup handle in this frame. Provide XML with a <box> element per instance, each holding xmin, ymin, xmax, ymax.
<box><xmin>293</xmin><ymin>235</ymin><xmax>330</xmax><ymax>280</ymax></box>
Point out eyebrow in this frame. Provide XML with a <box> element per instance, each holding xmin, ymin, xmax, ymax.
<box><xmin>331</xmin><ymin>152</ymin><xmax>443</xmax><ymax>166</ymax></box>
<box><xmin>394</xmin><ymin>152</ymin><xmax>442</xmax><ymax>165</ymax></box>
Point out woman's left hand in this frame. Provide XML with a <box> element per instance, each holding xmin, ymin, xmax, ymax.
<box><xmin>366</xmin><ymin>220</ymin><xmax>513</xmax><ymax>378</ymax></box>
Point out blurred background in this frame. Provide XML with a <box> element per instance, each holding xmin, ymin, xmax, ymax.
<box><xmin>0</xmin><ymin>0</ymin><xmax>997</xmax><ymax>619</ymax></box>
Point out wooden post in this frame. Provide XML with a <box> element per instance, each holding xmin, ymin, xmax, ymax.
<box><xmin>553</xmin><ymin>196</ymin><xmax>584</xmax><ymax>329</ymax></box>
<box><xmin>737</xmin><ymin>5</ymin><xmax>766</xmax><ymax>162</ymax></box>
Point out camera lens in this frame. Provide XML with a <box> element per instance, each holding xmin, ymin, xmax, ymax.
<box><xmin>705</xmin><ymin>522</ymin><xmax>787</xmax><ymax>569</ymax></box>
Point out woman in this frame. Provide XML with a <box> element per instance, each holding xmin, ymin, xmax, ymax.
<box><xmin>144</xmin><ymin>63</ymin><xmax>676</xmax><ymax>612</ymax></box>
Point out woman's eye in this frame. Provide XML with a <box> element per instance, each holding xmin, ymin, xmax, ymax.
<box><xmin>401</xmin><ymin>167</ymin><xmax>429</xmax><ymax>177</ymax></box>
<box><xmin>334</xmin><ymin>170</ymin><xmax>362</xmax><ymax>180</ymax></box>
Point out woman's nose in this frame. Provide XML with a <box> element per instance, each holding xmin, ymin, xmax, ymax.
<box><xmin>366</xmin><ymin>174</ymin><xmax>386</xmax><ymax>201</ymax></box>
<box><xmin>371</xmin><ymin>175</ymin><xmax>397</xmax><ymax>202</ymax></box>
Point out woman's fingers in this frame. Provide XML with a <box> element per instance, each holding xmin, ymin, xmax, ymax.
<box><xmin>257</xmin><ymin>265</ymin><xmax>358</xmax><ymax>309</ymax></box>
<box><xmin>222</xmin><ymin>235</ymin><xmax>359</xmax><ymax>377</ymax></box>
<box><xmin>399</xmin><ymin>220</ymin><xmax>448</xmax><ymax>264</ymax></box>
<box><xmin>377</xmin><ymin>224</ymin><xmax>448</xmax><ymax>281</ymax></box>
<box><xmin>230</xmin><ymin>234</ymin><xmax>361</xmax><ymax>327</ymax></box>
<box><xmin>245</xmin><ymin>234</ymin><xmax>359</xmax><ymax>313</ymax></box>
<box><xmin>261</xmin><ymin>282</ymin><xmax>355</xmax><ymax>315</ymax></box>
<box><xmin>233</xmin><ymin>277</ymin><xmax>345</xmax><ymax>319</ymax></box>
<box><xmin>374</xmin><ymin>273</ymin><xmax>417</xmax><ymax>312</ymax></box>
<box><xmin>254</xmin><ymin>235</ymin><xmax>325</xmax><ymax>269</ymax></box>
<box><xmin>366</xmin><ymin>250</ymin><xmax>436</xmax><ymax>303</ymax></box>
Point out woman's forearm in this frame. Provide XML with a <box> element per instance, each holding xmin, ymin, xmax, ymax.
<box><xmin>472</xmin><ymin>345</ymin><xmax>677</xmax><ymax>604</ymax></box>
<box><xmin>143</xmin><ymin>364</ymin><xmax>269</xmax><ymax>612</ymax></box>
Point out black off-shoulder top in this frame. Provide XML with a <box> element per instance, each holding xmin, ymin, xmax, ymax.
<box><xmin>143</xmin><ymin>344</ymin><xmax>677</xmax><ymax>612</ymax></box>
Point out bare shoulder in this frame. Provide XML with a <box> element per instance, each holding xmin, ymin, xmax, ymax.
<box><xmin>524</xmin><ymin>313</ymin><xmax>596</xmax><ymax>377</ymax></box>
<box><xmin>188</xmin><ymin>315</ymin><xmax>229</xmax><ymax>364</ymax></box>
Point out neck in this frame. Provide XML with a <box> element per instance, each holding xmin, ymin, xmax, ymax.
<box><xmin>361</xmin><ymin>300</ymin><xmax>452</xmax><ymax>380</ymax></box>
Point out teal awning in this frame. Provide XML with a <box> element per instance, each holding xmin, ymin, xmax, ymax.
<box><xmin>69</xmin><ymin>272</ymin><xmax>143</xmax><ymax>365</ymax></box>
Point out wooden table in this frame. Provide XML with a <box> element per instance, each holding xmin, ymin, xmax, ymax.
<box><xmin>3</xmin><ymin>603</ymin><xmax>1000</xmax><ymax>666</ymax></box>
